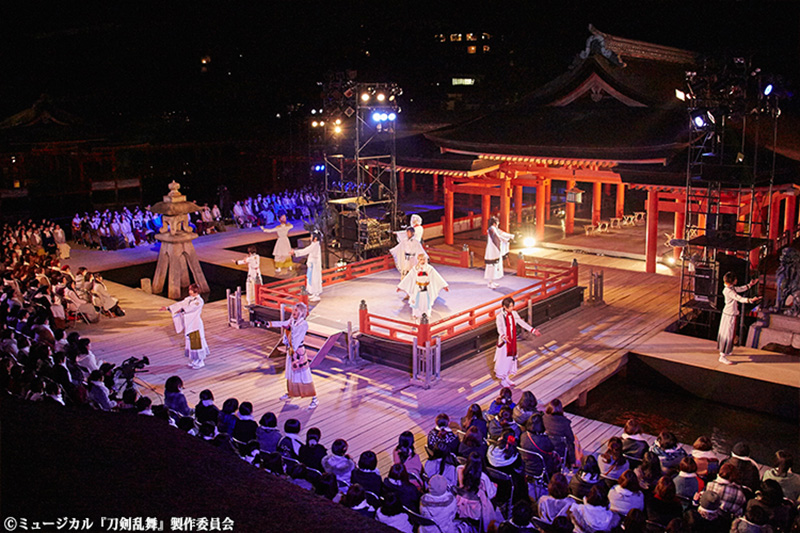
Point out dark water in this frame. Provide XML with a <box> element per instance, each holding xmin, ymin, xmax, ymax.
<box><xmin>100</xmin><ymin>261</ymin><xmax>277</xmax><ymax>303</ymax></box>
<box><xmin>226</xmin><ymin>234</ymin><xmax>309</xmax><ymax>257</ymax></box>
<box><xmin>566</xmin><ymin>372</ymin><xmax>800</xmax><ymax>465</ymax></box>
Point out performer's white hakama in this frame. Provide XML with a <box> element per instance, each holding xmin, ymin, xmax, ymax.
<box><xmin>294</xmin><ymin>240</ymin><xmax>322</xmax><ymax>300</ymax></box>
<box><xmin>236</xmin><ymin>254</ymin><xmax>263</xmax><ymax>305</ymax></box>
<box><xmin>390</xmin><ymin>233</ymin><xmax>426</xmax><ymax>278</ymax></box>
<box><xmin>494</xmin><ymin>309</ymin><xmax>536</xmax><ymax>385</ymax></box>
<box><xmin>263</xmin><ymin>223</ymin><xmax>294</xmax><ymax>270</ymax></box>
<box><xmin>53</xmin><ymin>228</ymin><xmax>70</xmax><ymax>259</ymax></box>
<box><xmin>268</xmin><ymin>317</ymin><xmax>316</xmax><ymax>398</ymax></box>
<box><xmin>168</xmin><ymin>294</ymin><xmax>210</xmax><ymax>368</ymax></box>
<box><xmin>398</xmin><ymin>262</ymin><xmax>449</xmax><ymax>321</ymax></box>
<box><xmin>485</xmin><ymin>225</ymin><xmax>514</xmax><ymax>283</ymax></box>
<box><xmin>717</xmin><ymin>283</ymin><xmax>752</xmax><ymax>356</ymax></box>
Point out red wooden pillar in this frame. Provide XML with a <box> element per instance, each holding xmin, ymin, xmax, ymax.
<box><xmin>544</xmin><ymin>180</ymin><xmax>551</xmax><ymax>222</ymax></box>
<box><xmin>603</xmin><ymin>183</ymin><xmax>611</xmax><ymax>196</ymax></box>
<box><xmin>535</xmin><ymin>184</ymin><xmax>546</xmax><ymax>242</ymax></box>
<box><xmin>514</xmin><ymin>185</ymin><xmax>523</xmax><ymax>223</ymax></box>
<box><xmin>784</xmin><ymin>195</ymin><xmax>796</xmax><ymax>237</ymax></box>
<box><xmin>769</xmin><ymin>193</ymin><xmax>781</xmax><ymax>242</ymax></box>
<box><xmin>411</xmin><ymin>174</ymin><xmax>417</xmax><ymax>193</ymax></box>
<box><xmin>615</xmin><ymin>183</ymin><xmax>625</xmax><ymax>219</ymax></box>
<box><xmin>697</xmin><ymin>213</ymin><xmax>707</xmax><ymax>236</ymax></box>
<box><xmin>444</xmin><ymin>178</ymin><xmax>454</xmax><ymax>245</ymax></box>
<box><xmin>398</xmin><ymin>171</ymin><xmax>405</xmax><ymax>195</ymax></box>
<box><xmin>500</xmin><ymin>178</ymin><xmax>511</xmax><ymax>232</ymax></box>
<box><xmin>565</xmin><ymin>179</ymin><xmax>576</xmax><ymax>235</ymax></box>
<box><xmin>674</xmin><ymin>204</ymin><xmax>685</xmax><ymax>261</ymax></box>
<box><xmin>432</xmin><ymin>173</ymin><xmax>439</xmax><ymax>201</ymax></box>
<box><xmin>645</xmin><ymin>190</ymin><xmax>659</xmax><ymax>273</ymax></box>
<box><xmin>481</xmin><ymin>194</ymin><xmax>491</xmax><ymax>234</ymax></box>
<box><xmin>592</xmin><ymin>182</ymin><xmax>602</xmax><ymax>226</ymax></box>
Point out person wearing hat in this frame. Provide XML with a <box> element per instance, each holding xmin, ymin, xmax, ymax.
<box><xmin>684</xmin><ymin>490</ymin><xmax>730</xmax><ymax>533</ymax></box>
<box><xmin>292</xmin><ymin>231</ymin><xmax>322</xmax><ymax>302</ymax></box>
<box><xmin>419</xmin><ymin>474</ymin><xmax>458</xmax><ymax>533</ymax></box>
<box><xmin>723</xmin><ymin>442</ymin><xmax>761</xmax><ymax>494</ymax></box>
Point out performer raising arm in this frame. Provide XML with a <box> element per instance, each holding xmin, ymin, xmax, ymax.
<box><xmin>390</xmin><ymin>226</ymin><xmax>426</xmax><ymax>280</ymax></box>
<box><xmin>485</xmin><ymin>216</ymin><xmax>514</xmax><ymax>289</ymax></box>
<box><xmin>292</xmin><ymin>231</ymin><xmax>323</xmax><ymax>302</ymax></box>
<box><xmin>397</xmin><ymin>253</ymin><xmax>449</xmax><ymax>323</ymax></box>
<box><xmin>261</xmin><ymin>212</ymin><xmax>293</xmax><ymax>274</ymax></box>
<box><xmin>232</xmin><ymin>245</ymin><xmax>263</xmax><ymax>306</ymax></box>
<box><xmin>717</xmin><ymin>272</ymin><xmax>760</xmax><ymax>365</ymax></box>
<box><xmin>494</xmin><ymin>296</ymin><xmax>541</xmax><ymax>388</ymax></box>
<box><xmin>160</xmin><ymin>283</ymin><xmax>210</xmax><ymax>369</ymax></box>
<box><xmin>266</xmin><ymin>302</ymin><xmax>318</xmax><ymax>409</ymax></box>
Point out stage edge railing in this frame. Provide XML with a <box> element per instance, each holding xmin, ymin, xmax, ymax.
<box><xmin>358</xmin><ymin>260</ymin><xmax>579</xmax><ymax>349</ymax></box>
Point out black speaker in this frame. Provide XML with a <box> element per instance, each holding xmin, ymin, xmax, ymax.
<box><xmin>695</xmin><ymin>266</ymin><xmax>715</xmax><ymax>299</ymax></box>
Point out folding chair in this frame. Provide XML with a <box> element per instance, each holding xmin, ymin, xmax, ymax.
<box><xmin>485</xmin><ymin>466</ymin><xmax>514</xmax><ymax>519</ymax></box>
<box><xmin>365</xmin><ymin>490</ymin><xmax>383</xmax><ymax>509</ymax></box>
<box><xmin>404</xmin><ymin>507</ymin><xmax>444</xmax><ymax>533</ymax></box>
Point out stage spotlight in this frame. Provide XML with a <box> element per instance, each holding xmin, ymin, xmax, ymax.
<box><xmin>311</xmin><ymin>121</ymin><xmax>319</xmax><ymax>128</ymax></box>
<box><xmin>319</xmin><ymin>121</ymin><xmax>325</xmax><ymax>127</ymax></box>
<box><xmin>693</xmin><ymin>115</ymin><xmax>706</xmax><ymax>128</ymax></box>
<box><xmin>376</xmin><ymin>93</ymin><xmax>386</xmax><ymax>102</ymax></box>
<box><xmin>372</xmin><ymin>112</ymin><xmax>381</xmax><ymax>122</ymax></box>
<box><xmin>335</xmin><ymin>118</ymin><xmax>341</xmax><ymax>125</ymax></box>
<box><xmin>380</xmin><ymin>113</ymin><xmax>388</xmax><ymax>121</ymax></box>
<box><xmin>691</xmin><ymin>110</ymin><xmax>715</xmax><ymax>129</ymax></box>
<box><xmin>523</xmin><ymin>237</ymin><xmax>537</xmax><ymax>248</ymax></box>
<box><xmin>388</xmin><ymin>112</ymin><xmax>396</xmax><ymax>121</ymax></box>
<box><xmin>667</xmin><ymin>256</ymin><xmax>676</xmax><ymax>265</ymax></box>
<box><xmin>764</xmin><ymin>84</ymin><xmax>774</xmax><ymax>96</ymax></box>
<box><xmin>333</xmin><ymin>125</ymin><xmax>342</xmax><ymax>134</ymax></box>
<box><xmin>361</xmin><ymin>93</ymin><xmax>370</xmax><ymax>102</ymax></box>
<box><xmin>675</xmin><ymin>89</ymin><xmax>686</xmax><ymax>101</ymax></box>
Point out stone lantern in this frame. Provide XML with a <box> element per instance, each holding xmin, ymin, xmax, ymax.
<box><xmin>148</xmin><ymin>181</ymin><xmax>210</xmax><ymax>299</ymax></box>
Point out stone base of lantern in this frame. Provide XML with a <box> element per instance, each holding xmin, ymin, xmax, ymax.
<box><xmin>152</xmin><ymin>232</ymin><xmax>210</xmax><ymax>299</ymax></box>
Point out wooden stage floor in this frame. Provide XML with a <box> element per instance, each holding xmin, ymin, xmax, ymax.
<box><xmin>66</xmin><ymin>225</ymin><xmax>790</xmax><ymax>473</ymax></box>
<box><xmin>306</xmin><ymin>265</ymin><xmax>539</xmax><ymax>332</ymax></box>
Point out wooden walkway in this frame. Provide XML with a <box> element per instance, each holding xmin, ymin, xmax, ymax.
<box><xmin>633</xmin><ymin>331</ymin><xmax>800</xmax><ymax>388</ymax></box>
<box><xmin>76</xmin><ymin>257</ymin><xmax>681</xmax><ymax>474</ymax></box>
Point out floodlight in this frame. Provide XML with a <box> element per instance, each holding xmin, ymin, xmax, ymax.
<box><xmin>388</xmin><ymin>112</ymin><xmax>396</xmax><ymax>121</ymax></box>
<box><xmin>333</xmin><ymin>126</ymin><xmax>342</xmax><ymax>134</ymax></box>
<box><xmin>376</xmin><ymin>93</ymin><xmax>386</xmax><ymax>102</ymax></box>
<box><xmin>361</xmin><ymin>93</ymin><xmax>370</xmax><ymax>102</ymax></box>
<box><xmin>675</xmin><ymin>89</ymin><xmax>686</xmax><ymax>101</ymax></box>
<box><xmin>311</xmin><ymin>121</ymin><xmax>319</xmax><ymax>128</ymax></box>
<box><xmin>693</xmin><ymin>115</ymin><xmax>706</xmax><ymax>128</ymax></box>
<box><xmin>311</xmin><ymin>109</ymin><xmax>316</xmax><ymax>115</ymax></box>
<box><xmin>764</xmin><ymin>84</ymin><xmax>773</xmax><ymax>96</ymax></box>
<box><xmin>335</xmin><ymin>118</ymin><xmax>341</xmax><ymax>125</ymax></box>
<box><xmin>380</xmin><ymin>113</ymin><xmax>388</xmax><ymax>121</ymax></box>
<box><xmin>372</xmin><ymin>112</ymin><xmax>381</xmax><ymax>122</ymax></box>
<box><xmin>319</xmin><ymin>121</ymin><xmax>325</xmax><ymax>127</ymax></box>
<box><xmin>523</xmin><ymin>237</ymin><xmax>536</xmax><ymax>248</ymax></box>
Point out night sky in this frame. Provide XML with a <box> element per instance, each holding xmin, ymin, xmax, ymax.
<box><xmin>2</xmin><ymin>1</ymin><xmax>799</xmax><ymax>123</ymax></box>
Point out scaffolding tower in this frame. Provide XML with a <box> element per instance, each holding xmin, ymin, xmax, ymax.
<box><xmin>319</xmin><ymin>79</ymin><xmax>401</xmax><ymax>262</ymax></box>
<box><xmin>677</xmin><ymin>59</ymin><xmax>775</xmax><ymax>338</ymax></box>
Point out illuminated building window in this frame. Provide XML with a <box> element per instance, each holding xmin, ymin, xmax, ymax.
<box><xmin>450</xmin><ymin>34</ymin><xmax>462</xmax><ymax>42</ymax></box>
<box><xmin>466</xmin><ymin>33</ymin><xmax>477</xmax><ymax>41</ymax></box>
<box><xmin>482</xmin><ymin>33</ymin><xmax>491</xmax><ymax>40</ymax></box>
<box><xmin>483</xmin><ymin>45</ymin><xmax>490</xmax><ymax>53</ymax></box>
<box><xmin>467</xmin><ymin>46</ymin><xmax>477</xmax><ymax>54</ymax></box>
<box><xmin>452</xmin><ymin>78</ymin><xmax>476</xmax><ymax>86</ymax></box>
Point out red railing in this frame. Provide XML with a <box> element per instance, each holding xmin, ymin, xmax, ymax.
<box><xmin>255</xmin><ymin>255</ymin><xmax>395</xmax><ymax>312</ymax></box>
<box><xmin>425</xmin><ymin>246</ymin><xmax>470</xmax><ymax>268</ymax></box>
<box><xmin>359</xmin><ymin>260</ymin><xmax>578</xmax><ymax>346</ymax></box>
<box><xmin>516</xmin><ymin>255</ymin><xmax>576</xmax><ymax>281</ymax></box>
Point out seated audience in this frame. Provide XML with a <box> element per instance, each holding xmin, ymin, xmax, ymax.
<box><xmin>461</xmin><ymin>403</ymin><xmax>488</xmax><ymax>440</ymax></box>
<box><xmin>634</xmin><ymin>451</ymin><xmax>664</xmax><ymax>494</ymax></box>
<box><xmin>427</xmin><ymin>413</ymin><xmax>460</xmax><ymax>456</ymax></box>
<box><xmin>761</xmin><ymin>450</ymin><xmax>800</xmax><ymax>503</ymax></box>
<box><xmin>341</xmin><ymin>484</ymin><xmax>375</xmax><ymax>518</ymax></box>
<box><xmin>350</xmin><ymin>451</ymin><xmax>382</xmax><ymax>496</ymax></box>
<box><xmin>256</xmin><ymin>412</ymin><xmax>281</xmax><ymax>453</ymax></box>
<box><xmin>646</xmin><ymin>476</ymin><xmax>684</xmax><ymax>527</ymax></box>
<box><xmin>375</xmin><ymin>493</ymin><xmax>413</xmax><ymax>533</ymax></box>
<box><xmin>691</xmin><ymin>436</ymin><xmax>719</xmax><ymax>480</ymax></box>
<box><xmin>419</xmin><ymin>474</ymin><xmax>458</xmax><ymax>533</ymax></box>
<box><xmin>543</xmin><ymin>398</ymin><xmax>576</xmax><ymax>468</ymax></box>
<box><xmin>598</xmin><ymin>437</ymin><xmax>629</xmax><ymax>483</ymax></box>
<box><xmin>722</xmin><ymin>442</ymin><xmax>761</xmax><ymax>495</ymax></box>
<box><xmin>488</xmin><ymin>387</ymin><xmax>515</xmax><ymax>416</ymax></box>
<box><xmin>650</xmin><ymin>431</ymin><xmax>686</xmax><ymax>476</ymax></box>
<box><xmin>277</xmin><ymin>418</ymin><xmax>303</xmax><ymax>459</ymax></box>
<box><xmin>704</xmin><ymin>462</ymin><xmax>747</xmax><ymax>517</ymax></box>
<box><xmin>569</xmin><ymin>485</ymin><xmax>619</xmax><ymax>533</ymax></box>
<box><xmin>382</xmin><ymin>463</ymin><xmax>421</xmax><ymax>512</ymax></box>
<box><xmin>394</xmin><ymin>431</ymin><xmax>424</xmax><ymax>483</ymax></box>
<box><xmin>538</xmin><ymin>473</ymin><xmax>574</xmax><ymax>523</ymax></box>
<box><xmin>231</xmin><ymin>401</ymin><xmax>258</xmax><ymax>443</ymax></box>
<box><xmin>674</xmin><ymin>456</ymin><xmax>704</xmax><ymax>502</ymax></box>
<box><xmin>299</xmin><ymin>427</ymin><xmax>327</xmax><ymax>473</ymax></box>
<box><xmin>569</xmin><ymin>455</ymin><xmax>606</xmax><ymax>500</ymax></box>
<box><xmin>608</xmin><ymin>469</ymin><xmax>645</xmax><ymax>516</ymax></box>
<box><xmin>512</xmin><ymin>390</ymin><xmax>539</xmax><ymax>426</ymax></box>
<box><xmin>621</xmin><ymin>419</ymin><xmax>649</xmax><ymax>461</ymax></box>
<box><xmin>322</xmin><ymin>438</ymin><xmax>355</xmax><ymax>485</ymax></box>
<box><xmin>194</xmin><ymin>389</ymin><xmax>219</xmax><ymax>426</ymax></box>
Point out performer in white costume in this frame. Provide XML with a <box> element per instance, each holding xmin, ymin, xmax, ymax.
<box><xmin>485</xmin><ymin>216</ymin><xmax>514</xmax><ymax>288</ymax></box>
<box><xmin>261</xmin><ymin>213</ymin><xmax>293</xmax><ymax>273</ymax></box>
<box><xmin>267</xmin><ymin>302</ymin><xmax>318</xmax><ymax>409</ymax></box>
<box><xmin>397</xmin><ymin>253</ymin><xmax>449</xmax><ymax>322</ymax></box>
<box><xmin>233</xmin><ymin>246</ymin><xmax>263</xmax><ymax>306</ymax></box>
<box><xmin>390</xmin><ymin>226</ymin><xmax>427</xmax><ymax>279</ymax></box>
<box><xmin>161</xmin><ymin>283</ymin><xmax>210</xmax><ymax>369</ymax></box>
<box><xmin>293</xmin><ymin>232</ymin><xmax>323</xmax><ymax>302</ymax></box>
<box><xmin>53</xmin><ymin>225</ymin><xmax>70</xmax><ymax>259</ymax></box>
<box><xmin>717</xmin><ymin>272</ymin><xmax>760</xmax><ymax>365</ymax></box>
<box><xmin>494</xmin><ymin>296</ymin><xmax>541</xmax><ymax>387</ymax></box>
<box><xmin>409</xmin><ymin>213</ymin><xmax>424</xmax><ymax>242</ymax></box>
